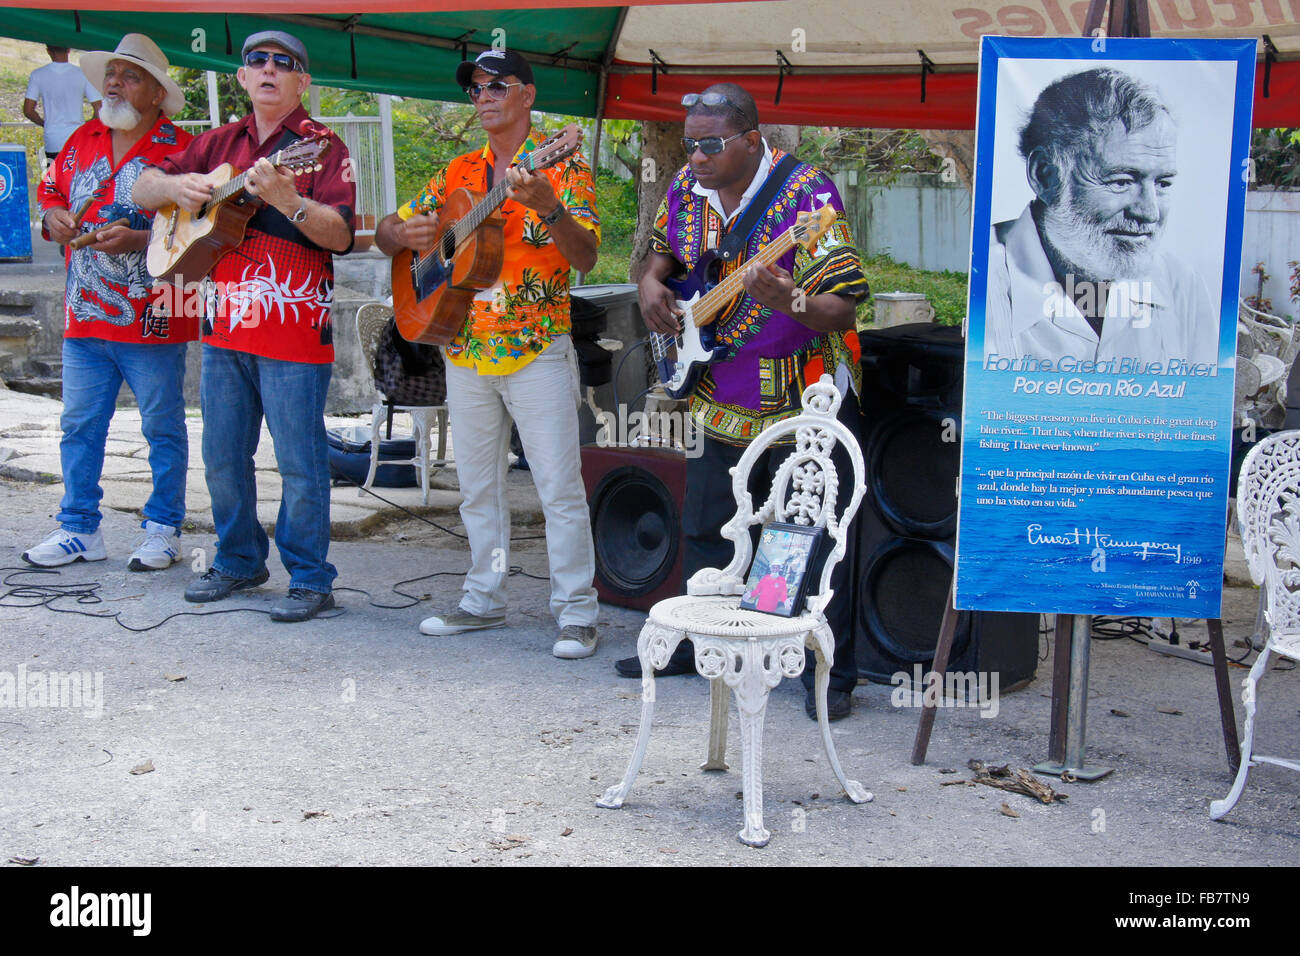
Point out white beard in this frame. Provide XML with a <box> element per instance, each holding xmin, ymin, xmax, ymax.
<box><xmin>1041</xmin><ymin>189</ymin><xmax>1161</xmax><ymax>284</ymax></box>
<box><xmin>100</xmin><ymin>97</ymin><xmax>143</xmax><ymax>131</ymax></box>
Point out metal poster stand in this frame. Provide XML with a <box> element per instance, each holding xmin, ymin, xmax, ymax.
<box><xmin>911</xmin><ymin>0</ymin><xmax>1242</xmax><ymax>777</ymax></box>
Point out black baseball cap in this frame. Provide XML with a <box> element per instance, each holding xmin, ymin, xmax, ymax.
<box><xmin>455</xmin><ymin>48</ymin><xmax>534</xmax><ymax>88</ymax></box>
<box><xmin>242</xmin><ymin>30</ymin><xmax>309</xmax><ymax>72</ymax></box>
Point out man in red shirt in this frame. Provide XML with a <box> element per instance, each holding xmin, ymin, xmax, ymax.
<box><xmin>134</xmin><ymin>30</ymin><xmax>355</xmax><ymax>622</ymax></box>
<box><xmin>23</xmin><ymin>34</ymin><xmax>195</xmax><ymax>572</ymax></box>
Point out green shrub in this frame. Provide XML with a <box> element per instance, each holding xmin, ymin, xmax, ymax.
<box><xmin>857</xmin><ymin>252</ymin><xmax>969</xmax><ymax>328</ymax></box>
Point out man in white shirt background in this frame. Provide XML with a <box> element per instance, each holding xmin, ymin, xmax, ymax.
<box><xmin>24</xmin><ymin>44</ymin><xmax>101</xmax><ymax>167</ymax></box>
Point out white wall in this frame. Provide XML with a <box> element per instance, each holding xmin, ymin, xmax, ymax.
<box><xmin>1240</xmin><ymin>190</ymin><xmax>1300</xmax><ymax>318</ymax></box>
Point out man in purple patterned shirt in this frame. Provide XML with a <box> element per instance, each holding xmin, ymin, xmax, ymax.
<box><xmin>614</xmin><ymin>84</ymin><xmax>870</xmax><ymax>721</ymax></box>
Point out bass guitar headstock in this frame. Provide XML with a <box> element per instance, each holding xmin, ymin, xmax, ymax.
<box><xmin>793</xmin><ymin>204</ymin><xmax>838</xmax><ymax>252</ymax></box>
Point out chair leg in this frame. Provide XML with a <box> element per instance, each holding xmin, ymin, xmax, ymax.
<box><xmin>808</xmin><ymin>627</ymin><xmax>873</xmax><ymax>806</ymax></box>
<box><xmin>363</xmin><ymin>404</ymin><xmax>383</xmax><ymax>496</ymax></box>
<box><xmin>703</xmin><ymin>679</ymin><xmax>730</xmax><ymax>771</ymax></box>
<box><xmin>1210</xmin><ymin>644</ymin><xmax>1272</xmax><ymax>820</ymax></box>
<box><xmin>412</xmin><ymin>408</ymin><xmax>431</xmax><ymax>506</ymax></box>
<box><xmin>597</xmin><ymin>624</ymin><xmax>685</xmax><ymax>810</ymax></box>
<box><xmin>435</xmin><ymin>406</ymin><xmax>449</xmax><ymax>466</ymax></box>
<box><xmin>735</xmin><ymin>684</ymin><xmax>771</xmax><ymax>847</ymax></box>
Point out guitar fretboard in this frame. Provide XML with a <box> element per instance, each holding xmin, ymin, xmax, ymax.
<box><xmin>412</xmin><ymin>146</ymin><xmax>559</xmax><ymax>284</ymax></box>
<box><xmin>205</xmin><ymin>144</ymin><xmax>297</xmax><ymax>210</ymax></box>
<box><xmin>691</xmin><ymin>222</ymin><xmax>811</xmax><ymax>328</ymax></box>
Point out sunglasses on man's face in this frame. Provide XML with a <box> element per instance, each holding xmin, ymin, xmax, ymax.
<box><xmin>465</xmin><ymin>80</ymin><xmax>523</xmax><ymax>102</ymax></box>
<box><xmin>244</xmin><ymin>50</ymin><xmax>303</xmax><ymax>73</ymax></box>
<box><xmin>681</xmin><ymin>130</ymin><xmax>753</xmax><ymax>156</ymax></box>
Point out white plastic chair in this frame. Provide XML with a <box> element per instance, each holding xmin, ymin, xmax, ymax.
<box><xmin>1211</xmin><ymin>430</ymin><xmax>1300</xmax><ymax>820</ymax></box>
<box><xmin>596</xmin><ymin>376</ymin><xmax>873</xmax><ymax>846</ymax></box>
<box><xmin>354</xmin><ymin>300</ymin><xmax>448</xmax><ymax>505</ymax></box>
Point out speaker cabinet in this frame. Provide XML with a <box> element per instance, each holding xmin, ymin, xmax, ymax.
<box><xmin>855</xmin><ymin>324</ymin><xmax>1039</xmax><ymax>691</ymax></box>
<box><xmin>581</xmin><ymin>444</ymin><xmax>686</xmax><ymax>610</ymax></box>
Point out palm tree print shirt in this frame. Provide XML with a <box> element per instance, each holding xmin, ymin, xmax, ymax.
<box><xmin>397</xmin><ymin>129</ymin><xmax>601</xmax><ymax>375</ymax></box>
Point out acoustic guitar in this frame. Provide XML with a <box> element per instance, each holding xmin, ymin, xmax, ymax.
<box><xmin>146</xmin><ymin>135</ymin><xmax>330</xmax><ymax>283</ymax></box>
<box><xmin>651</xmin><ymin>204</ymin><xmax>839</xmax><ymax>399</ymax></box>
<box><xmin>392</xmin><ymin>124</ymin><xmax>582</xmax><ymax>346</ymax></box>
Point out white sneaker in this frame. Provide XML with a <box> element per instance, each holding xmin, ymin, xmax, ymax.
<box><xmin>22</xmin><ymin>527</ymin><xmax>107</xmax><ymax>567</ymax></box>
<box><xmin>552</xmin><ymin>624</ymin><xmax>599</xmax><ymax>660</ymax></box>
<box><xmin>128</xmin><ymin>521</ymin><xmax>182</xmax><ymax>572</ymax></box>
<box><xmin>418</xmin><ymin>607</ymin><xmax>506</xmax><ymax>636</ymax></box>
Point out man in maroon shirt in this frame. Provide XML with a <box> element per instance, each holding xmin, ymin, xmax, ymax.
<box><xmin>134</xmin><ymin>30</ymin><xmax>355</xmax><ymax>622</ymax></box>
<box><xmin>22</xmin><ymin>34</ymin><xmax>195</xmax><ymax>573</ymax></box>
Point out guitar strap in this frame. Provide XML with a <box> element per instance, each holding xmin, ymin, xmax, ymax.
<box><xmin>715</xmin><ymin>153</ymin><xmax>800</xmax><ymax>264</ymax></box>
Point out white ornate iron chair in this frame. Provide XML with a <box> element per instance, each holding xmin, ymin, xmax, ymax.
<box><xmin>355</xmin><ymin>299</ymin><xmax>449</xmax><ymax>505</ymax></box>
<box><xmin>597</xmin><ymin>376</ymin><xmax>873</xmax><ymax>846</ymax></box>
<box><xmin>1211</xmin><ymin>430</ymin><xmax>1300</xmax><ymax>820</ymax></box>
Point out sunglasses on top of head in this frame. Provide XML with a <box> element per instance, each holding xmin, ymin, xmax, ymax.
<box><xmin>244</xmin><ymin>50</ymin><xmax>303</xmax><ymax>73</ymax></box>
<box><xmin>465</xmin><ymin>80</ymin><xmax>524</xmax><ymax>101</ymax></box>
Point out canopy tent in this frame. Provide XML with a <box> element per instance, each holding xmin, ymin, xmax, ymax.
<box><xmin>0</xmin><ymin>0</ymin><xmax>1297</xmax><ymax>127</ymax></box>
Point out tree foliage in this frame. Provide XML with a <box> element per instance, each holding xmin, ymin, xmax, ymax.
<box><xmin>1250</xmin><ymin>128</ymin><xmax>1300</xmax><ymax>189</ymax></box>
<box><xmin>796</xmin><ymin>127</ymin><xmax>946</xmax><ymax>181</ymax></box>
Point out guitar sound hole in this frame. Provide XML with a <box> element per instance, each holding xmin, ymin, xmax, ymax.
<box><xmin>439</xmin><ymin>228</ymin><xmax>456</xmax><ymax>263</ymax></box>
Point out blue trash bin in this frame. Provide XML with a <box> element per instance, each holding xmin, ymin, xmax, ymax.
<box><xmin>0</xmin><ymin>145</ymin><xmax>33</xmax><ymax>262</ymax></box>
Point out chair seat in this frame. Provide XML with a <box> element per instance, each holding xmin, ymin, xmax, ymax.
<box><xmin>1268</xmin><ymin>629</ymin><xmax>1300</xmax><ymax>662</ymax></box>
<box><xmin>648</xmin><ymin>594</ymin><xmax>819</xmax><ymax>639</ymax></box>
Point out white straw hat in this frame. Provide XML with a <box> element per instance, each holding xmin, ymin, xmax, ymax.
<box><xmin>81</xmin><ymin>33</ymin><xmax>185</xmax><ymax>116</ymax></box>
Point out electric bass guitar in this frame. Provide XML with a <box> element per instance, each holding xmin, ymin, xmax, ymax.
<box><xmin>392</xmin><ymin>124</ymin><xmax>582</xmax><ymax>346</ymax></box>
<box><xmin>651</xmin><ymin>204</ymin><xmax>839</xmax><ymax>399</ymax></box>
<box><xmin>146</xmin><ymin>135</ymin><xmax>331</xmax><ymax>283</ymax></box>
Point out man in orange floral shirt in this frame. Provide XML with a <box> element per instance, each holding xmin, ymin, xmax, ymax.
<box><xmin>376</xmin><ymin>49</ymin><xmax>601</xmax><ymax>658</ymax></box>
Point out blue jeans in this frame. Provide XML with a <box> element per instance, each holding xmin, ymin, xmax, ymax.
<box><xmin>200</xmin><ymin>344</ymin><xmax>336</xmax><ymax>593</ymax></box>
<box><xmin>58</xmin><ymin>337</ymin><xmax>188</xmax><ymax>534</ymax></box>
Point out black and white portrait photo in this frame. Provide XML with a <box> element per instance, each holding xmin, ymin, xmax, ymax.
<box><xmin>980</xmin><ymin>59</ymin><xmax>1236</xmax><ymax>368</ymax></box>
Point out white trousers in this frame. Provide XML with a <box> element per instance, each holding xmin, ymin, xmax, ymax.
<box><xmin>443</xmin><ymin>335</ymin><xmax>598</xmax><ymax>627</ymax></box>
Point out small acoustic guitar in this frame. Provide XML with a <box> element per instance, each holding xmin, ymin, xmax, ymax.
<box><xmin>392</xmin><ymin>124</ymin><xmax>582</xmax><ymax>346</ymax></box>
<box><xmin>146</xmin><ymin>135</ymin><xmax>330</xmax><ymax>283</ymax></box>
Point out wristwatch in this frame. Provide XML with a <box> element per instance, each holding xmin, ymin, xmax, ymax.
<box><xmin>289</xmin><ymin>202</ymin><xmax>308</xmax><ymax>224</ymax></box>
<box><xmin>540</xmin><ymin>203</ymin><xmax>564</xmax><ymax>227</ymax></box>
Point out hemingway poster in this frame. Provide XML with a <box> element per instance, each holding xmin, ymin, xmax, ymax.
<box><xmin>955</xmin><ymin>36</ymin><xmax>1256</xmax><ymax>618</ymax></box>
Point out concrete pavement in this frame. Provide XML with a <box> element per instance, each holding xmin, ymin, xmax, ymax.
<box><xmin>0</xmin><ymin>379</ymin><xmax>1297</xmax><ymax>865</ymax></box>
<box><xmin>0</xmin><ymin>383</ymin><xmax>544</xmax><ymax>537</ymax></box>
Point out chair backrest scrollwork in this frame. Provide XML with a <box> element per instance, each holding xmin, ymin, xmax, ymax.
<box><xmin>692</xmin><ymin>375</ymin><xmax>866</xmax><ymax>618</ymax></box>
<box><xmin>1237</xmin><ymin>430</ymin><xmax>1300</xmax><ymax>632</ymax></box>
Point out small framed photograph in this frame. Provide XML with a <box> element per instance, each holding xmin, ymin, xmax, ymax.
<box><xmin>739</xmin><ymin>522</ymin><xmax>825</xmax><ymax>617</ymax></box>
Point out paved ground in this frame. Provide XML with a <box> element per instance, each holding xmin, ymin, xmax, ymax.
<box><xmin>0</xmin><ymin>381</ymin><xmax>1297</xmax><ymax>867</ymax></box>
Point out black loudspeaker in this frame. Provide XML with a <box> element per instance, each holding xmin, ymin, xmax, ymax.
<box><xmin>581</xmin><ymin>444</ymin><xmax>686</xmax><ymax>611</ymax></box>
<box><xmin>855</xmin><ymin>324</ymin><xmax>1039</xmax><ymax>691</ymax></box>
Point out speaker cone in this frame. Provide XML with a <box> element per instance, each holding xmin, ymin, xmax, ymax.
<box><xmin>858</xmin><ymin>538</ymin><xmax>970</xmax><ymax>665</ymax></box>
<box><xmin>867</xmin><ymin>409</ymin><xmax>960</xmax><ymax>538</ymax></box>
<box><xmin>590</xmin><ymin>465</ymin><xmax>680</xmax><ymax>596</ymax></box>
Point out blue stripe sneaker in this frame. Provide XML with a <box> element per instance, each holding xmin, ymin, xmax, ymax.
<box><xmin>22</xmin><ymin>527</ymin><xmax>107</xmax><ymax>567</ymax></box>
<box><xmin>128</xmin><ymin>521</ymin><xmax>182</xmax><ymax>572</ymax></box>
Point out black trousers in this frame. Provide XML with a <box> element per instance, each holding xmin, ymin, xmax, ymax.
<box><xmin>676</xmin><ymin>391</ymin><xmax>862</xmax><ymax>694</ymax></box>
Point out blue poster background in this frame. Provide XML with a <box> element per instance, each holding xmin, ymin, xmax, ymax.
<box><xmin>955</xmin><ymin>36</ymin><xmax>1256</xmax><ymax>618</ymax></box>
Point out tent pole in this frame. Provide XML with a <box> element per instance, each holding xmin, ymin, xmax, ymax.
<box><xmin>206</xmin><ymin>71</ymin><xmax>220</xmax><ymax>131</ymax></box>
<box><xmin>577</xmin><ymin>6</ymin><xmax>627</xmax><ymax>285</ymax></box>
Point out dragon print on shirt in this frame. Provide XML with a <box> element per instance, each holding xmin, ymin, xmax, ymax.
<box><xmin>65</xmin><ymin>155</ymin><xmax>151</xmax><ymax>327</ymax></box>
